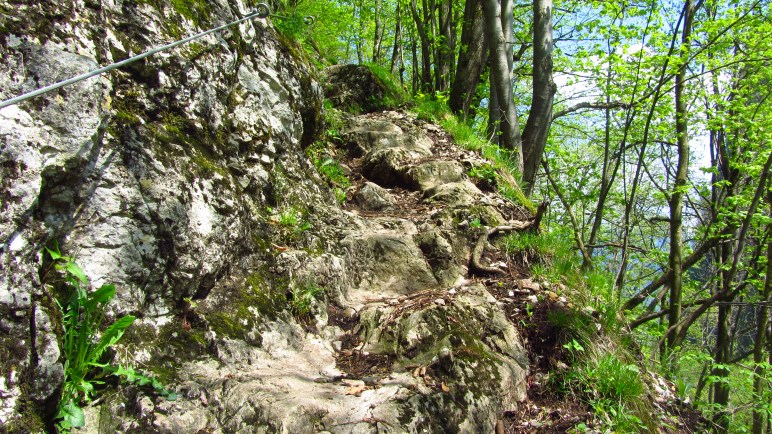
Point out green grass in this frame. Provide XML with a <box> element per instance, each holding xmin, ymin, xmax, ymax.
<box><xmin>503</xmin><ymin>229</ymin><xmax>657</xmax><ymax>432</ymax></box>
<box><xmin>410</xmin><ymin>93</ymin><xmax>535</xmax><ymax>213</ymax></box>
<box><xmin>364</xmin><ymin>63</ymin><xmax>407</xmax><ymax>109</ymax></box>
<box><xmin>290</xmin><ymin>283</ymin><xmax>325</xmax><ymax>320</ymax></box>
<box><xmin>306</xmin><ymin>140</ymin><xmax>351</xmax><ymax>190</ymax></box>
<box><xmin>550</xmin><ymin>333</ymin><xmax>650</xmax><ymax>433</ymax></box>
<box><xmin>307</xmin><ymin>106</ymin><xmax>351</xmax><ymax>203</ymax></box>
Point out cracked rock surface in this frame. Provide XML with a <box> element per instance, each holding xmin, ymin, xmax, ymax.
<box><xmin>0</xmin><ymin>2</ymin><xmax>532</xmax><ymax>432</ymax></box>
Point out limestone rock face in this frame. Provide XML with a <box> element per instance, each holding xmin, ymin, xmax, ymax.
<box><xmin>0</xmin><ymin>3</ymin><xmax>530</xmax><ymax>432</ymax></box>
<box><xmin>352</xmin><ymin>182</ymin><xmax>395</xmax><ymax>211</ymax></box>
<box><xmin>358</xmin><ymin>283</ymin><xmax>528</xmax><ymax>431</ymax></box>
<box><xmin>407</xmin><ymin>160</ymin><xmax>466</xmax><ymax>191</ymax></box>
<box><xmin>0</xmin><ymin>0</ymin><xmax>322</xmax><ymax>428</ymax></box>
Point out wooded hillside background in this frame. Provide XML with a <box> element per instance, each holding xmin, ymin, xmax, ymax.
<box><xmin>268</xmin><ymin>0</ymin><xmax>772</xmax><ymax>431</ymax></box>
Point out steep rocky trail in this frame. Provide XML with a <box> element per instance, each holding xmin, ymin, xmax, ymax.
<box><xmin>325</xmin><ymin>108</ymin><xmax>590</xmax><ymax>433</ymax></box>
<box><xmin>0</xmin><ymin>3</ymin><xmax>699</xmax><ymax>431</ymax></box>
<box><xmin>113</xmin><ymin>107</ymin><xmax>548</xmax><ymax>433</ymax></box>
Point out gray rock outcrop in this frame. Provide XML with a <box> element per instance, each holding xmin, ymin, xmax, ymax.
<box><xmin>1</xmin><ymin>0</ymin><xmax>323</xmax><ymax>429</ymax></box>
<box><xmin>321</xmin><ymin>64</ymin><xmax>403</xmax><ymax>114</ymax></box>
<box><xmin>0</xmin><ymin>2</ymin><xmax>531</xmax><ymax>432</ymax></box>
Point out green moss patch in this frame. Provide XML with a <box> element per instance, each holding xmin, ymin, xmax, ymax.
<box><xmin>200</xmin><ymin>272</ymin><xmax>288</xmax><ymax>343</ymax></box>
<box><xmin>170</xmin><ymin>0</ymin><xmax>212</xmax><ymax>27</ymax></box>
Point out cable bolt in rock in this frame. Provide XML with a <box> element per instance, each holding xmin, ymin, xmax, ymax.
<box><xmin>0</xmin><ymin>3</ymin><xmax>274</xmax><ymax>109</ymax></box>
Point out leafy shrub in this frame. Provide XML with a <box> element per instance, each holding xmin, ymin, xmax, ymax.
<box><xmin>468</xmin><ymin>163</ymin><xmax>497</xmax><ymax>188</ymax></box>
<box><xmin>44</xmin><ymin>245</ymin><xmax>173</xmax><ymax>432</ymax></box>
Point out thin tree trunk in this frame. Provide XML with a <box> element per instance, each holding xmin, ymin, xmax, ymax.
<box><xmin>427</xmin><ymin>0</ymin><xmax>441</xmax><ymax>91</ymax></box>
<box><xmin>767</xmin><ymin>331</ymin><xmax>772</xmax><ymax>434</ymax></box>
<box><xmin>437</xmin><ymin>0</ymin><xmax>454</xmax><ymax>91</ymax></box>
<box><xmin>390</xmin><ymin>2</ymin><xmax>403</xmax><ymax>76</ymax></box>
<box><xmin>411</xmin><ymin>37</ymin><xmax>419</xmax><ymax>92</ymax></box>
<box><xmin>410</xmin><ymin>0</ymin><xmax>434</xmax><ymax>92</ymax></box>
<box><xmin>372</xmin><ymin>0</ymin><xmax>385</xmax><ymax>63</ymax></box>
<box><xmin>521</xmin><ymin>0</ymin><xmax>556</xmax><ymax>196</ymax></box>
<box><xmin>542</xmin><ymin>160</ymin><xmax>592</xmax><ymax>264</ymax></box>
<box><xmin>658</xmin><ymin>151</ymin><xmax>772</xmax><ymax>350</ymax></box>
<box><xmin>482</xmin><ymin>0</ymin><xmax>521</xmax><ymax>164</ymax></box>
<box><xmin>713</xmin><ymin>292</ymin><xmax>731</xmax><ymax>433</ymax></box>
<box><xmin>751</xmin><ymin>191</ymin><xmax>772</xmax><ymax>434</ymax></box>
<box><xmin>586</xmin><ymin>9</ymin><xmax>648</xmax><ymax>270</ymax></box>
<box><xmin>616</xmin><ymin>2</ymin><xmax>684</xmax><ymax>294</ymax></box>
<box><xmin>488</xmin><ymin>74</ymin><xmax>500</xmax><ymax>139</ymax></box>
<box><xmin>667</xmin><ymin>0</ymin><xmax>696</xmax><ymax>353</ymax></box>
<box><xmin>694</xmin><ymin>358</ymin><xmax>712</xmax><ymax>402</ymax></box>
<box><xmin>449</xmin><ymin>0</ymin><xmax>487</xmax><ymax>118</ymax></box>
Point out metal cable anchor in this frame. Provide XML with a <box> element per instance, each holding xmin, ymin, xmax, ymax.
<box><xmin>255</xmin><ymin>3</ymin><xmax>315</xmax><ymax>25</ymax></box>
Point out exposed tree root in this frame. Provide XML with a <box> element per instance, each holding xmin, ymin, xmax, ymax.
<box><xmin>470</xmin><ymin>201</ymin><xmax>548</xmax><ymax>275</ymax></box>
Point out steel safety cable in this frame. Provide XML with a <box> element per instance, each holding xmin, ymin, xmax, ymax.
<box><xmin>0</xmin><ymin>3</ymin><xmax>273</xmax><ymax>109</ymax></box>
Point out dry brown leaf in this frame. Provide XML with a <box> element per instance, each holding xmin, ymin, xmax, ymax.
<box><xmin>345</xmin><ymin>385</ymin><xmax>367</xmax><ymax>396</ymax></box>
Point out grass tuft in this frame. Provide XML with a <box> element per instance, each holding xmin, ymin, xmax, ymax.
<box><xmin>410</xmin><ymin>93</ymin><xmax>534</xmax><ymax>213</ymax></box>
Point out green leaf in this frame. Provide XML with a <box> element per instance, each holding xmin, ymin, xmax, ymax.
<box><xmin>57</xmin><ymin>400</ymin><xmax>85</xmax><ymax>428</ymax></box>
<box><xmin>45</xmin><ymin>244</ymin><xmax>63</xmax><ymax>260</ymax></box>
<box><xmin>90</xmin><ymin>315</ymin><xmax>135</xmax><ymax>363</ymax></box>
<box><xmin>90</xmin><ymin>284</ymin><xmax>116</xmax><ymax>304</ymax></box>
<box><xmin>105</xmin><ymin>364</ymin><xmax>177</xmax><ymax>399</ymax></box>
<box><xmin>66</xmin><ymin>261</ymin><xmax>88</xmax><ymax>285</ymax></box>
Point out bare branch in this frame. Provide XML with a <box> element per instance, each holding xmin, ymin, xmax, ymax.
<box><xmin>551</xmin><ymin>101</ymin><xmax>630</xmax><ymax>121</ymax></box>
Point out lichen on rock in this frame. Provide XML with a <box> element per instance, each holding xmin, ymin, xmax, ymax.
<box><xmin>0</xmin><ymin>3</ymin><xmax>533</xmax><ymax>431</ymax></box>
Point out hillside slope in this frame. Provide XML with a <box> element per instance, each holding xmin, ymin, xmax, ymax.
<box><xmin>0</xmin><ymin>2</ymin><xmax>699</xmax><ymax>432</ymax></box>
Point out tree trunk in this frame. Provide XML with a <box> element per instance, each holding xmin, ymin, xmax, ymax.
<box><xmin>616</xmin><ymin>0</ymin><xmax>685</xmax><ymax>296</ymax></box>
<box><xmin>390</xmin><ymin>2</ymin><xmax>404</xmax><ymax>77</ymax></box>
<box><xmin>436</xmin><ymin>0</ymin><xmax>454</xmax><ymax>91</ymax></box>
<box><xmin>712</xmin><ymin>274</ymin><xmax>732</xmax><ymax>433</ymax></box>
<box><xmin>449</xmin><ymin>0</ymin><xmax>487</xmax><ymax>118</ymax></box>
<box><xmin>410</xmin><ymin>0</ymin><xmax>434</xmax><ymax>92</ymax></box>
<box><xmin>751</xmin><ymin>191</ymin><xmax>772</xmax><ymax>434</ymax></box>
<box><xmin>482</xmin><ymin>0</ymin><xmax>521</xmax><ymax>163</ymax></box>
<box><xmin>411</xmin><ymin>38</ymin><xmax>419</xmax><ymax>92</ymax></box>
<box><xmin>586</xmin><ymin>19</ymin><xmax>639</xmax><ymax>271</ymax></box>
<box><xmin>521</xmin><ymin>0</ymin><xmax>556</xmax><ymax>195</ymax></box>
<box><xmin>487</xmin><ymin>73</ymin><xmax>500</xmax><ymax>140</ymax></box>
<box><xmin>667</xmin><ymin>0</ymin><xmax>696</xmax><ymax>352</ymax></box>
<box><xmin>372</xmin><ymin>0</ymin><xmax>385</xmax><ymax>63</ymax></box>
